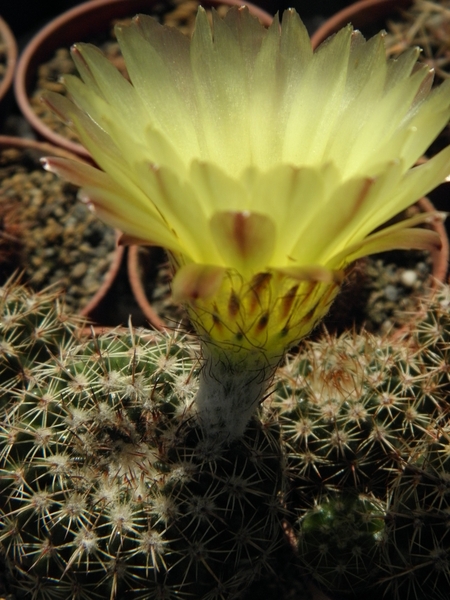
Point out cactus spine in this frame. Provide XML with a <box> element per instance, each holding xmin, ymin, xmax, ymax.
<box><xmin>270</xmin><ymin>285</ymin><xmax>450</xmax><ymax>599</ymax></box>
<box><xmin>378</xmin><ymin>289</ymin><xmax>450</xmax><ymax>600</ymax></box>
<box><xmin>3</xmin><ymin>279</ymin><xmax>450</xmax><ymax>599</ymax></box>
<box><xmin>0</xmin><ymin>280</ymin><xmax>286</xmax><ymax>600</ymax></box>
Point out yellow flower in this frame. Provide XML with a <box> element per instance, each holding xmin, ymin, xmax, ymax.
<box><xmin>43</xmin><ymin>7</ymin><xmax>450</xmax><ymax>438</ymax></box>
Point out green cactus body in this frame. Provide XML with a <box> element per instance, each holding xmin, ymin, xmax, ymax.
<box><xmin>298</xmin><ymin>493</ymin><xmax>385</xmax><ymax>594</ymax></box>
<box><xmin>0</xmin><ymin>283</ymin><xmax>286</xmax><ymax>600</ymax></box>
<box><xmin>272</xmin><ymin>328</ymin><xmax>444</xmax><ymax>504</ymax></box>
<box><xmin>414</xmin><ymin>285</ymin><xmax>450</xmax><ymax>397</ymax></box>
<box><xmin>380</xmin><ymin>432</ymin><xmax>450</xmax><ymax>600</ymax></box>
<box><xmin>4</xmin><ymin>279</ymin><xmax>450</xmax><ymax>599</ymax></box>
<box><xmin>270</xmin><ymin>286</ymin><xmax>450</xmax><ymax>598</ymax></box>
<box><xmin>376</xmin><ymin>287</ymin><xmax>450</xmax><ymax>599</ymax></box>
<box><xmin>0</xmin><ymin>277</ymin><xmax>83</xmax><ymax>397</ymax></box>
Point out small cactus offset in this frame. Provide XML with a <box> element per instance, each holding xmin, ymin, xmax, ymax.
<box><xmin>298</xmin><ymin>492</ymin><xmax>385</xmax><ymax>594</ymax></box>
<box><xmin>0</xmin><ymin>281</ymin><xmax>286</xmax><ymax>600</ymax></box>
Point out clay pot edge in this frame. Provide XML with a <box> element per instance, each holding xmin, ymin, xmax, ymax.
<box><xmin>0</xmin><ymin>15</ymin><xmax>18</xmax><ymax>107</ymax></box>
<box><xmin>311</xmin><ymin>0</ymin><xmax>413</xmax><ymax>48</ymax></box>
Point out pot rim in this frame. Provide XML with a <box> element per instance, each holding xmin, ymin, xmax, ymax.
<box><xmin>311</xmin><ymin>0</ymin><xmax>412</xmax><ymax>48</ymax></box>
<box><xmin>127</xmin><ymin>245</ymin><xmax>167</xmax><ymax>331</ymax></box>
<box><xmin>14</xmin><ymin>0</ymin><xmax>273</xmax><ymax>158</ymax></box>
<box><xmin>0</xmin><ymin>16</ymin><xmax>18</xmax><ymax>106</ymax></box>
<box><xmin>417</xmin><ymin>196</ymin><xmax>449</xmax><ymax>285</ymax></box>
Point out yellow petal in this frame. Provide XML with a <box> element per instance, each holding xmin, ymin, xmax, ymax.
<box><xmin>373</xmin><ymin>146</ymin><xmax>450</xmax><ymax>226</ymax></box>
<box><xmin>249</xmin><ymin>164</ymin><xmax>331</xmax><ymax>263</ymax></box>
<box><xmin>43</xmin><ymin>89</ymin><xmax>116</xmax><ymax>156</ymax></box>
<box><xmin>273</xmin><ymin>265</ymin><xmax>344</xmax><ymax>284</ymax></box>
<box><xmin>145</xmin><ymin>166</ymin><xmax>220</xmax><ymax>263</ymax></box>
<box><xmin>190</xmin><ymin>8</ymin><xmax>252</xmax><ymax>170</ymax></box>
<box><xmin>331</xmin><ymin>210</ymin><xmax>446</xmax><ymax>266</ymax></box>
<box><xmin>115</xmin><ymin>16</ymin><xmax>200</xmax><ymax>160</ymax></box>
<box><xmin>43</xmin><ymin>155</ymin><xmax>165</xmax><ymax>227</ymax></box>
<box><xmin>172</xmin><ymin>263</ymin><xmax>225</xmax><ymax>302</ymax></box>
<box><xmin>338</xmin><ymin>66</ymin><xmax>433</xmax><ymax>176</ymax></box>
<box><xmin>385</xmin><ymin>46</ymin><xmax>421</xmax><ymax>90</ymax></box>
<box><xmin>210</xmin><ymin>210</ymin><xmax>276</xmax><ymax>274</ymax></box>
<box><xmin>77</xmin><ymin>189</ymin><xmax>184</xmax><ymax>253</ymax></box>
<box><xmin>189</xmin><ymin>160</ymin><xmax>249</xmax><ymax>215</ymax></box>
<box><xmin>71</xmin><ymin>43</ymin><xmax>147</xmax><ymax>125</ymax></box>
<box><xmin>224</xmin><ymin>6</ymin><xmax>269</xmax><ymax>72</ymax></box>
<box><xmin>42</xmin><ymin>155</ymin><xmax>118</xmax><ymax>191</ymax></box>
<box><xmin>43</xmin><ymin>157</ymin><xmax>186</xmax><ymax>252</ymax></box>
<box><xmin>282</xmin><ymin>25</ymin><xmax>353</xmax><ymax>165</ymax></box>
<box><xmin>341</xmin><ymin>228</ymin><xmax>441</xmax><ymax>264</ymax></box>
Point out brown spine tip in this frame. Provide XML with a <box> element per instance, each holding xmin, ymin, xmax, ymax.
<box><xmin>256</xmin><ymin>311</ymin><xmax>269</xmax><ymax>333</ymax></box>
<box><xmin>212</xmin><ymin>312</ymin><xmax>223</xmax><ymax>333</ymax></box>
<box><xmin>281</xmin><ymin>285</ymin><xmax>299</xmax><ymax>319</ymax></box>
<box><xmin>228</xmin><ymin>290</ymin><xmax>240</xmax><ymax>318</ymax></box>
<box><xmin>249</xmin><ymin>272</ymin><xmax>272</xmax><ymax>313</ymax></box>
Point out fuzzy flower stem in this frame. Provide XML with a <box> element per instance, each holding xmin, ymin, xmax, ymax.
<box><xmin>195</xmin><ymin>343</ymin><xmax>279</xmax><ymax>441</ymax></box>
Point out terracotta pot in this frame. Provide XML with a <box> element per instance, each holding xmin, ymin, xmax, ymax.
<box><xmin>78</xmin><ymin>235</ymin><xmax>124</xmax><ymax>320</ymax></box>
<box><xmin>417</xmin><ymin>196</ymin><xmax>449</xmax><ymax>283</ymax></box>
<box><xmin>127</xmin><ymin>246</ymin><xmax>175</xmax><ymax>331</ymax></box>
<box><xmin>0</xmin><ymin>16</ymin><xmax>18</xmax><ymax>115</ymax></box>
<box><xmin>14</xmin><ymin>0</ymin><xmax>273</xmax><ymax>159</ymax></box>
<box><xmin>0</xmin><ymin>135</ymin><xmax>124</xmax><ymax>320</ymax></box>
<box><xmin>311</xmin><ymin>0</ymin><xmax>412</xmax><ymax>48</ymax></box>
<box><xmin>128</xmin><ymin>197</ymin><xmax>449</xmax><ymax>332</ymax></box>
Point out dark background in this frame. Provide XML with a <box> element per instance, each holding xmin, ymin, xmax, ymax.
<box><xmin>2</xmin><ymin>0</ymin><xmax>358</xmax><ymax>43</ymax></box>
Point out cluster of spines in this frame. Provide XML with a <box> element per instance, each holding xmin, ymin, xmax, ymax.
<box><xmin>0</xmin><ymin>280</ymin><xmax>286</xmax><ymax>600</ymax></box>
<box><xmin>271</xmin><ymin>285</ymin><xmax>450</xmax><ymax>599</ymax></box>
<box><xmin>380</xmin><ymin>288</ymin><xmax>450</xmax><ymax>600</ymax></box>
<box><xmin>273</xmin><ymin>329</ymin><xmax>443</xmax><ymax>501</ymax></box>
<box><xmin>0</xmin><ymin>275</ymin><xmax>84</xmax><ymax>397</ymax></box>
<box><xmin>378</xmin><ymin>429</ymin><xmax>450</xmax><ymax>600</ymax></box>
<box><xmin>3</xmin><ymin>277</ymin><xmax>450</xmax><ymax>600</ymax></box>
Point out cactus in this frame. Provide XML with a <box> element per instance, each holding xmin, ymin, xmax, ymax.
<box><xmin>3</xmin><ymin>278</ymin><xmax>450</xmax><ymax>599</ymax></box>
<box><xmin>270</xmin><ymin>285</ymin><xmax>450</xmax><ymax>598</ymax></box>
<box><xmin>414</xmin><ymin>283</ymin><xmax>450</xmax><ymax>397</ymax></box>
<box><xmin>0</xmin><ymin>281</ymin><xmax>286</xmax><ymax>600</ymax></box>
<box><xmin>0</xmin><ymin>275</ymin><xmax>83</xmax><ymax>397</ymax></box>
<box><xmin>379</xmin><ymin>285</ymin><xmax>450</xmax><ymax>599</ymax></box>
<box><xmin>272</xmin><ymin>326</ymin><xmax>444</xmax><ymax>505</ymax></box>
<box><xmin>297</xmin><ymin>492</ymin><xmax>385</xmax><ymax>594</ymax></box>
<box><xmin>378</xmin><ymin>430</ymin><xmax>450</xmax><ymax>600</ymax></box>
